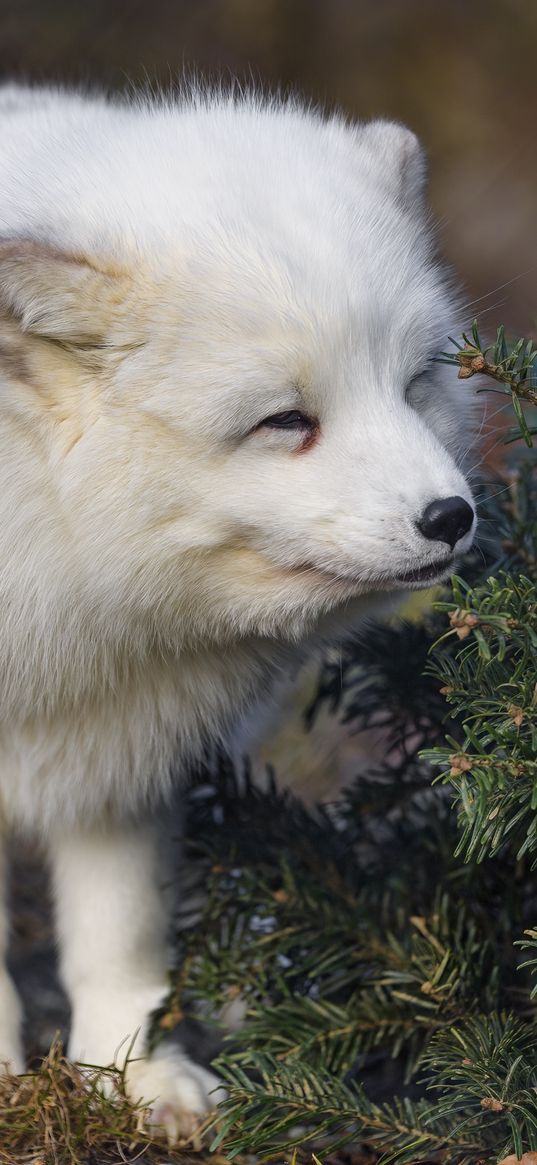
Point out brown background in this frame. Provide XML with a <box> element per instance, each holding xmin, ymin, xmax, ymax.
<box><xmin>1</xmin><ymin>0</ymin><xmax>537</xmax><ymax>334</ymax></box>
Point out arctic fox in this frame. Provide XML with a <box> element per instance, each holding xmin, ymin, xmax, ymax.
<box><xmin>0</xmin><ymin>84</ymin><xmax>476</xmax><ymax>1134</ymax></box>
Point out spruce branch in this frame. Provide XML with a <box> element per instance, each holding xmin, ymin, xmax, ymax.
<box><xmin>515</xmin><ymin>930</ymin><xmax>537</xmax><ymax>1001</ymax></box>
<box><xmin>423</xmin><ymin>1014</ymin><xmax>537</xmax><ymax>1162</ymax></box>
<box><xmin>206</xmin><ymin>1052</ymin><xmax>486</xmax><ymax>1164</ymax></box>
<box><xmin>437</xmin><ymin>320</ymin><xmax>537</xmax><ymax>445</ymax></box>
<box><xmin>423</xmin><ymin>573</ymin><xmax>537</xmax><ymax>863</ymax></box>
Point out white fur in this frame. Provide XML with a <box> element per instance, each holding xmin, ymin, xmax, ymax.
<box><xmin>0</xmin><ymin>84</ymin><xmax>476</xmax><ymax>1128</ymax></box>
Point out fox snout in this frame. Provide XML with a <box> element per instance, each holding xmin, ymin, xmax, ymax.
<box><xmin>416</xmin><ymin>496</ymin><xmax>475</xmax><ymax>550</ymax></box>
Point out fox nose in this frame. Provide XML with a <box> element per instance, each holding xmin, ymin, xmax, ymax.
<box><xmin>416</xmin><ymin>496</ymin><xmax>474</xmax><ymax>550</ymax></box>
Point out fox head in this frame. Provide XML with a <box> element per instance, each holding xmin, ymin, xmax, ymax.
<box><xmin>0</xmin><ymin>100</ymin><xmax>476</xmax><ymax>650</ymax></box>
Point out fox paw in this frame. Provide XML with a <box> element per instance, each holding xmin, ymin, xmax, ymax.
<box><xmin>125</xmin><ymin>1047</ymin><xmax>225</xmax><ymax>1142</ymax></box>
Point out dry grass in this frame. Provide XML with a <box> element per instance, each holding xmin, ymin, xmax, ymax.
<box><xmin>0</xmin><ymin>1040</ymin><xmax>222</xmax><ymax>1165</ymax></box>
<box><xmin>0</xmin><ymin>1044</ymin><xmax>432</xmax><ymax>1165</ymax></box>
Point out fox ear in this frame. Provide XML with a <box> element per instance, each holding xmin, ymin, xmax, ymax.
<box><xmin>0</xmin><ymin>239</ymin><xmax>130</xmax><ymax>345</ymax></box>
<box><xmin>359</xmin><ymin>121</ymin><xmax>427</xmax><ymax>209</ymax></box>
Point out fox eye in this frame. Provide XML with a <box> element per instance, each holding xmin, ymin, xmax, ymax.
<box><xmin>405</xmin><ymin>359</ymin><xmax>436</xmax><ymax>403</ymax></box>
<box><xmin>260</xmin><ymin>410</ymin><xmax>313</xmax><ymax>430</ymax></box>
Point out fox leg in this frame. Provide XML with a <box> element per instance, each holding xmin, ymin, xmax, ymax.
<box><xmin>0</xmin><ymin>832</ymin><xmax>24</xmax><ymax>1073</ymax></box>
<box><xmin>50</xmin><ymin>820</ymin><xmax>222</xmax><ymax>1139</ymax></box>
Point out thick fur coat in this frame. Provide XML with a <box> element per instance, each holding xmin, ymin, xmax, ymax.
<box><xmin>0</xmin><ymin>84</ymin><xmax>475</xmax><ymax>1134</ymax></box>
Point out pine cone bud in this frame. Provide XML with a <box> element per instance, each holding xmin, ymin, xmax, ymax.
<box><xmin>449</xmin><ymin>753</ymin><xmax>473</xmax><ymax>775</ymax></box>
<box><xmin>507</xmin><ymin>703</ymin><xmax>525</xmax><ymax>727</ymax></box>
<box><xmin>480</xmin><ymin>1096</ymin><xmax>503</xmax><ymax>1111</ymax></box>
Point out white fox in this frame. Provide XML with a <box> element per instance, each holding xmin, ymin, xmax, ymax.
<box><xmin>0</xmin><ymin>84</ymin><xmax>476</xmax><ymax>1135</ymax></box>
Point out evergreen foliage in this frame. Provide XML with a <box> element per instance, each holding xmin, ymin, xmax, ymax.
<box><xmin>156</xmin><ymin>322</ymin><xmax>537</xmax><ymax>1164</ymax></box>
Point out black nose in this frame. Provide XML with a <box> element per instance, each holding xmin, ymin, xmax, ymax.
<box><xmin>416</xmin><ymin>496</ymin><xmax>474</xmax><ymax>550</ymax></box>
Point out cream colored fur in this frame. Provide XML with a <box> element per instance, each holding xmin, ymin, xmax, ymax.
<box><xmin>0</xmin><ymin>84</ymin><xmax>476</xmax><ymax>1130</ymax></box>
